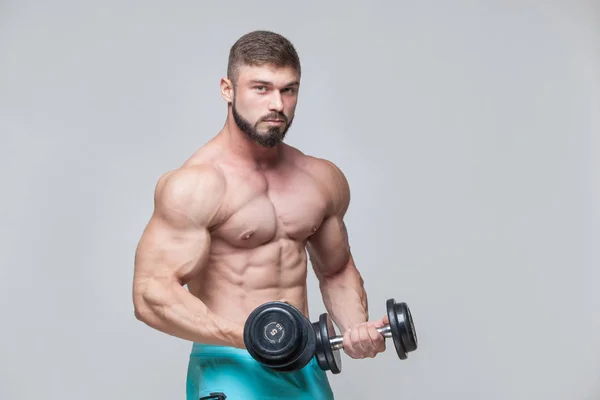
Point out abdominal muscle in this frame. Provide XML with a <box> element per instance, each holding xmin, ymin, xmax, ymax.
<box><xmin>187</xmin><ymin>237</ymin><xmax>311</xmax><ymax>328</ymax></box>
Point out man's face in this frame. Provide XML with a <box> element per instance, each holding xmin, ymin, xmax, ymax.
<box><xmin>230</xmin><ymin>64</ymin><xmax>300</xmax><ymax>148</ymax></box>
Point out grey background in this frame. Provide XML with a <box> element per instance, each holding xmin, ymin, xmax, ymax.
<box><xmin>1</xmin><ymin>0</ymin><xmax>599</xmax><ymax>399</ymax></box>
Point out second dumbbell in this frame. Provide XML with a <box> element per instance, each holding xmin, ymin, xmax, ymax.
<box><xmin>313</xmin><ymin>298</ymin><xmax>418</xmax><ymax>374</ymax></box>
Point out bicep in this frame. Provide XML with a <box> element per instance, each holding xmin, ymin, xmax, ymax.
<box><xmin>307</xmin><ymin>215</ymin><xmax>351</xmax><ymax>278</ymax></box>
<box><xmin>306</xmin><ymin>159</ymin><xmax>354</xmax><ymax>277</ymax></box>
<box><xmin>134</xmin><ymin>214</ymin><xmax>211</xmax><ymax>286</ymax></box>
<box><xmin>134</xmin><ymin>167</ymin><xmax>224</xmax><ymax>289</ymax></box>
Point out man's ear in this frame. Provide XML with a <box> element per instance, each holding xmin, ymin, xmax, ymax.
<box><xmin>220</xmin><ymin>77</ymin><xmax>234</xmax><ymax>103</ymax></box>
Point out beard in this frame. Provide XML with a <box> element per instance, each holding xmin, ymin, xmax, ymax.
<box><xmin>232</xmin><ymin>100</ymin><xmax>293</xmax><ymax>148</ymax></box>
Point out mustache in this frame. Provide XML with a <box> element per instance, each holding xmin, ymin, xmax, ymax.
<box><xmin>260</xmin><ymin>113</ymin><xmax>287</xmax><ymax>122</ymax></box>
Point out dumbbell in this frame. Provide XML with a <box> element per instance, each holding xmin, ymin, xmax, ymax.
<box><xmin>243</xmin><ymin>298</ymin><xmax>418</xmax><ymax>374</ymax></box>
<box><xmin>313</xmin><ymin>299</ymin><xmax>417</xmax><ymax>373</ymax></box>
<box><xmin>243</xmin><ymin>301</ymin><xmax>317</xmax><ymax>373</ymax></box>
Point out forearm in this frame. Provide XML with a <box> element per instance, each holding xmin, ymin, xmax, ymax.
<box><xmin>134</xmin><ymin>278</ymin><xmax>244</xmax><ymax>348</ymax></box>
<box><xmin>318</xmin><ymin>258</ymin><xmax>369</xmax><ymax>332</ymax></box>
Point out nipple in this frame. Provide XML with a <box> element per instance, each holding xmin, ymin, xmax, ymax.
<box><xmin>241</xmin><ymin>231</ymin><xmax>255</xmax><ymax>240</ymax></box>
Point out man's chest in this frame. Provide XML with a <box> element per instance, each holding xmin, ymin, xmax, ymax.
<box><xmin>211</xmin><ymin>167</ymin><xmax>330</xmax><ymax>248</ymax></box>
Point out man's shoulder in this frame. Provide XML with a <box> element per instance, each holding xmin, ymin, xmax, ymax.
<box><xmin>290</xmin><ymin>149</ymin><xmax>347</xmax><ymax>187</ymax></box>
<box><xmin>155</xmin><ymin>163</ymin><xmax>226</xmax><ymax>203</ymax></box>
<box><xmin>158</xmin><ymin>163</ymin><xmax>225</xmax><ymax>186</ymax></box>
<box><xmin>151</xmin><ymin>163</ymin><xmax>227</xmax><ymax>227</ymax></box>
<box><xmin>285</xmin><ymin>146</ymin><xmax>350</xmax><ymax>213</ymax></box>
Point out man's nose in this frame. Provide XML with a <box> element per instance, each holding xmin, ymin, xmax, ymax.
<box><xmin>268</xmin><ymin>92</ymin><xmax>284</xmax><ymax>112</ymax></box>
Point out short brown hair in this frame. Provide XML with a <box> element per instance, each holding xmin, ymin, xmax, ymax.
<box><xmin>227</xmin><ymin>30</ymin><xmax>301</xmax><ymax>85</ymax></box>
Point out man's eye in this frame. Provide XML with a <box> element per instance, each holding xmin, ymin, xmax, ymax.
<box><xmin>255</xmin><ymin>86</ymin><xmax>266</xmax><ymax>92</ymax></box>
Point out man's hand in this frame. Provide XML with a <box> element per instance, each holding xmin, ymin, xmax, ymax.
<box><xmin>341</xmin><ymin>314</ymin><xmax>389</xmax><ymax>359</ymax></box>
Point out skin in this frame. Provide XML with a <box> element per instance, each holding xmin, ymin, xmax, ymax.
<box><xmin>132</xmin><ymin>63</ymin><xmax>387</xmax><ymax>361</ymax></box>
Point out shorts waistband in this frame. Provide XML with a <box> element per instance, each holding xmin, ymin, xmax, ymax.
<box><xmin>190</xmin><ymin>342</ymin><xmax>255</xmax><ymax>359</ymax></box>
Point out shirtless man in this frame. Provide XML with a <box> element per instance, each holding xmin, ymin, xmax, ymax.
<box><xmin>133</xmin><ymin>30</ymin><xmax>387</xmax><ymax>399</ymax></box>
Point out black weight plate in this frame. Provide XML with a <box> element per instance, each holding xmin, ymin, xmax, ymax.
<box><xmin>252</xmin><ymin>308</ymin><xmax>298</xmax><ymax>358</ymax></box>
<box><xmin>255</xmin><ymin>311</ymin><xmax>295</xmax><ymax>355</ymax></box>
<box><xmin>387</xmin><ymin>298</ymin><xmax>407</xmax><ymax>359</ymax></box>
<box><xmin>274</xmin><ymin>314</ymin><xmax>316</xmax><ymax>373</ymax></box>
<box><xmin>312</xmin><ymin>320</ymin><xmax>327</xmax><ymax>371</ymax></box>
<box><xmin>397</xmin><ymin>302</ymin><xmax>418</xmax><ymax>352</ymax></box>
<box><xmin>319</xmin><ymin>313</ymin><xmax>341</xmax><ymax>374</ymax></box>
<box><xmin>244</xmin><ymin>302</ymin><xmax>303</xmax><ymax>367</ymax></box>
<box><xmin>387</xmin><ymin>299</ymin><xmax>418</xmax><ymax>359</ymax></box>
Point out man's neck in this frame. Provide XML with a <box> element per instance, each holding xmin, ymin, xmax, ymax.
<box><xmin>221</xmin><ymin>119</ymin><xmax>281</xmax><ymax>169</ymax></box>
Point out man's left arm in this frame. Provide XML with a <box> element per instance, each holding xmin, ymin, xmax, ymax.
<box><xmin>306</xmin><ymin>160</ymin><xmax>386</xmax><ymax>358</ymax></box>
<box><xmin>308</xmin><ymin>210</ymin><xmax>368</xmax><ymax>333</ymax></box>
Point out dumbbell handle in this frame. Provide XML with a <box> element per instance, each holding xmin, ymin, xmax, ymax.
<box><xmin>329</xmin><ymin>325</ymin><xmax>392</xmax><ymax>351</ymax></box>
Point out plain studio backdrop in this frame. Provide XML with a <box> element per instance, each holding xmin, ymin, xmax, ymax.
<box><xmin>1</xmin><ymin>1</ymin><xmax>599</xmax><ymax>399</ymax></box>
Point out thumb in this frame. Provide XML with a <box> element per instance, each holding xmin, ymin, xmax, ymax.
<box><xmin>368</xmin><ymin>315</ymin><xmax>388</xmax><ymax>328</ymax></box>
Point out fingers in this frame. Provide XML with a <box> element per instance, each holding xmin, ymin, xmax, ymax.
<box><xmin>342</xmin><ymin>328</ymin><xmax>357</xmax><ymax>357</ymax></box>
<box><xmin>367</xmin><ymin>325</ymin><xmax>386</xmax><ymax>355</ymax></box>
<box><xmin>350</xmin><ymin>325</ymin><xmax>365</xmax><ymax>354</ymax></box>
<box><xmin>343</xmin><ymin>323</ymin><xmax>386</xmax><ymax>359</ymax></box>
<box><xmin>367</xmin><ymin>324</ymin><xmax>381</xmax><ymax>343</ymax></box>
<box><xmin>368</xmin><ymin>314</ymin><xmax>389</xmax><ymax>328</ymax></box>
<box><xmin>343</xmin><ymin>325</ymin><xmax>363</xmax><ymax>359</ymax></box>
<box><xmin>356</xmin><ymin>325</ymin><xmax>371</xmax><ymax>355</ymax></box>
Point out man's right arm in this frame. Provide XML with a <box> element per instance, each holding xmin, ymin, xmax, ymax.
<box><xmin>132</xmin><ymin>165</ymin><xmax>244</xmax><ymax>348</ymax></box>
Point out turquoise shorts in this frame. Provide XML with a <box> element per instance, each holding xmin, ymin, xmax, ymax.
<box><xmin>186</xmin><ymin>342</ymin><xmax>335</xmax><ymax>400</ymax></box>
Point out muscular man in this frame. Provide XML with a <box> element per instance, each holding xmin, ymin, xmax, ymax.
<box><xmin>133</xmin><ymin>30</ymin><xmax>387</xmax><ymax>399</ymax></box>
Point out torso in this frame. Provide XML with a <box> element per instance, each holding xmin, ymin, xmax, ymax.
<box><xmin>183</xmin><ymin>141</ymin><xmax>331</xmax><ymax>325</ymax></box>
